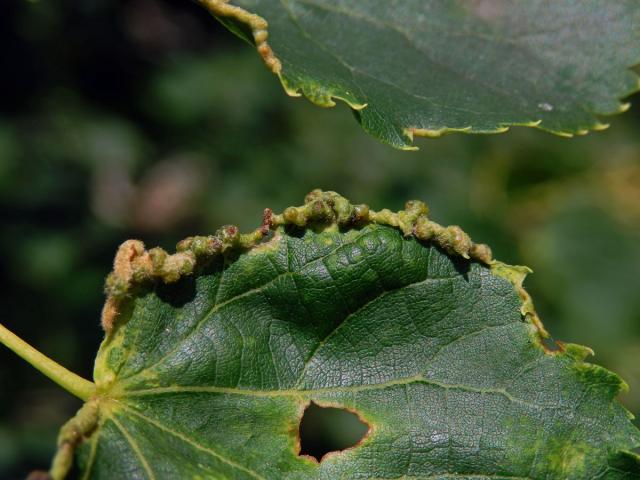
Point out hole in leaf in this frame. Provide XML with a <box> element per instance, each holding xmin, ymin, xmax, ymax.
<box><xmin>298</xmin><ymin>402</ymin><xmax>369</xmax><ymax>462</ymax></box>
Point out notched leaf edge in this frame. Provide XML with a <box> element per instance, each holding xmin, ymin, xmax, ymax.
<box><xmin>198</xmin><ymin>1</ymin><xmax>640</xmax><ymax>149</ymax></box>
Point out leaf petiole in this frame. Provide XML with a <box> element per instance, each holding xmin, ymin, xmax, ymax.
<box><xmin>0</xmin><ymin>322</ymin><xmax>95</xmax><ymax>401</ymax></box>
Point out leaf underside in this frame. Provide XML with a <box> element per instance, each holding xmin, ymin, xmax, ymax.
<box><xmin>53</xmin><ymin>192</ymin><xmax>640</xmax><ymax>479</ymax></box>
<box><xmin>208</xmin><ymin>0</ymin><xmax>640</xmax><ymax>149</ymax></box>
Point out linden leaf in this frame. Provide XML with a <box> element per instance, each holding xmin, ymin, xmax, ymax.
<box><xmin>197</xmin><ymin>0</ymin><xmax>640</xmax><ymax>149</ymax></box>
<box><xmin>44</xmin><ymin>191</ymin><xmax>640</xmax><ymax>479</ymax></box>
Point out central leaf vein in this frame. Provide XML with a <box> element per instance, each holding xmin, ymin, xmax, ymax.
<box><xmin>117</xmin><ymin>375</ymin><xmax>543</xmax><ymax>410</ymax></box>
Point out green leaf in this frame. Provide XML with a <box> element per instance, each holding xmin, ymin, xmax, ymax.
<box><xmin>198</xmin><ymin>0</ymin><xmax>640</xmax><ymax>149</ymax></box>
<box><xmin>46</xmin><ymin>191</ymin><xmax>639</xmax><ymax>479</ymax></box>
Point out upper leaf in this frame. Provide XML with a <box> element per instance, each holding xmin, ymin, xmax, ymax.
<box><xmin>48</xmin><ymin>191</ymin><xmax>639</xmax><ymax>479</ymax></box>
<box><xmin>199</xmin><ymin>0</ymin><xmax>640</xmax><ymax>149</ymax></box>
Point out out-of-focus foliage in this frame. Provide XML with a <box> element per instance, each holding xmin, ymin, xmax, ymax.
<box><xmin>0</xmin><ymin>0</ymin><xmax>639</xmax><ymax>477</ymax></box>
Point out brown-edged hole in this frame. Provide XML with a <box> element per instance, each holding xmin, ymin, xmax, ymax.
<box><xmin>298</xmin><ymin>402</ymin><xmax>369</xmax><ymax>462</ymax></box>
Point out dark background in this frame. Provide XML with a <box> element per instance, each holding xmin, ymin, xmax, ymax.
<box><xmin>1</xmin><ymin>0</ymin><xmax>639</xmax><ymax>477</ymax></box>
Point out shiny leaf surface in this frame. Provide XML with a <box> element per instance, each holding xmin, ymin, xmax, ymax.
<box><xmin>54</xmin><ymin>193</ymin><xmax>640</xmax><ymax>479</ymax></box>
<box><xmin>204</xmin><ymin>0</ymin><xmax>640</xmax><ymax>148</ymax></box>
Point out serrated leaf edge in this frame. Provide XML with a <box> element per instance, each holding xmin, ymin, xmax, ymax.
<box><xmin>198</xmin><ymin>0</ymin><xmax>640</xmax><ymax>149</ymax></box>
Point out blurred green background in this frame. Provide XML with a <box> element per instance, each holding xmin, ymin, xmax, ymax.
<box><xmin>1</xmin><ymin>0</ymin><xmax>639</xmax><ymax>477</ymax></box>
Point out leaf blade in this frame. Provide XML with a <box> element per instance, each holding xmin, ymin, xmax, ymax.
<box><xmin>202</xmin><ymin>0</ymin><xmax>640</xmax><ymax>148</ymax></box>
<box><xmin>53</xmin><ymin>192</ymin><xmax>640</xmax><ymax>479</ymax></box>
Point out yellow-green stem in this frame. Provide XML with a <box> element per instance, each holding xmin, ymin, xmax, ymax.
<box><xmin>0</xmin><ymin>322</ymin><xmax>95</xmax><ymax>401</ymax></box>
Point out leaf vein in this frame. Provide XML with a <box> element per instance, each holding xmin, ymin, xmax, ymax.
<box><xmin>109</xmin><ymin>415</ymin><xmax>157</xmax><ymax>480</ymax></box>
<box><xmin>119</xmin><ymin>375</ymin><xmax>544</xmax><ymax>410</ymax></box>
<box><xmin>118</xmin><ymin>229</ymin><xmax>382</xmax><ymax>384</ymax></box>
<box><xmin>113</xmin><ymin>401</ymin><xmax>267</xmax><ymax>480</ymax></box>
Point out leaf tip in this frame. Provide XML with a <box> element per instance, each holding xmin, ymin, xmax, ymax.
<box><xmin>556</xmin><ymin>342</ymin><xmax>595</xmax><ymax>362</ymax></box>
<box><xmin>279</xmin><ymin>74</ymin><xmax>303</xmax><ymax>97</ymax></box>
<box><xmin>550</xmin><ymin>130</ymin><xmax>575</xmax><ymax>138</ymax></box>
<box><xmin>404</xmin><ymin>126</ymin><xmax>475</xmax><ymax>142</ymax></box>
<box><xmin>618</xmin><ymin>102</ymin><xmax>632</xmax><ymax>113</ymax></box>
